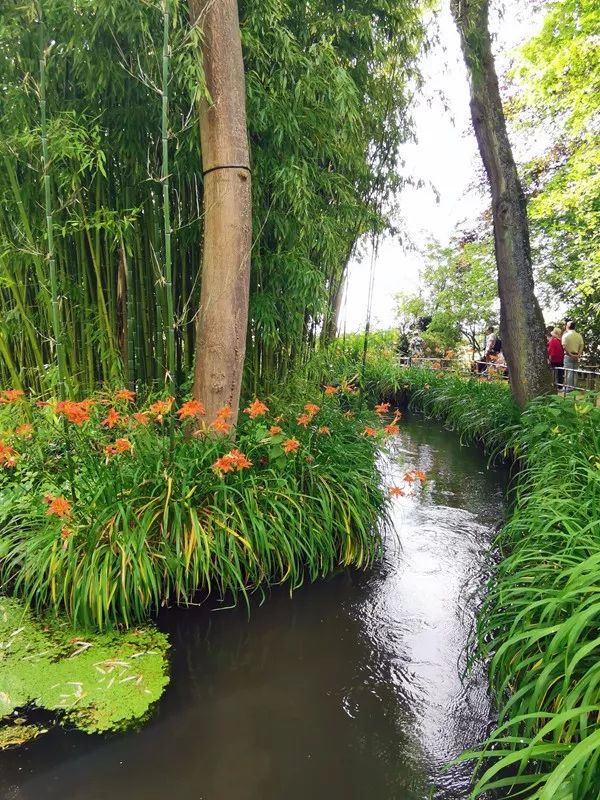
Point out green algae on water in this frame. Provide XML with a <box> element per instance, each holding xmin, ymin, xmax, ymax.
<box><xmin>0</xmin><ymin>596</ymin><xmax>169</xmax><ymax>748</ymax></box>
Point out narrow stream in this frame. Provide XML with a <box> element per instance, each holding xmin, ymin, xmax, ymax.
<box><xmin>1</xmin><ymin>417</ymin><xmax>506</xmax><ymax>800</ymax></box>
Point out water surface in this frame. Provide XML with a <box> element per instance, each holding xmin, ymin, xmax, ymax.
<box><xmin>0</xmin><ymin>417</ymin><xmax>506</xmax><ymax>800</ymax></box>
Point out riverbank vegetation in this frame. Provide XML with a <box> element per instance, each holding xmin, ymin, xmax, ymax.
<box><xmin>0</xmin><ymin>388</ymin><xmax>389</xmax><ymax>630</ymax></box>
<box><xmin>325</xmin><ymin>340</ymin><xmax>600</xmax><ymax>798</ymax></box>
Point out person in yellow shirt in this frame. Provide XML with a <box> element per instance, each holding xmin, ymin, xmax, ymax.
<box><xmin>561</xmin><ymin>321</ymin><xmax>584</xmax><ymax>391</ymax></box>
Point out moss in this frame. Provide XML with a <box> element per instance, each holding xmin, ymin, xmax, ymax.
<box><xmin>0</xmin><ymin>596</ymin><xmax>169</xmax><ymax>747</ymax></box>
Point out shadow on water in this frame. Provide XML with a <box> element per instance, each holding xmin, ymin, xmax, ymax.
<box><xmin>0</xmin><ymin>416</ymin><xmax>507</xmax><ymax>800</ymax></box>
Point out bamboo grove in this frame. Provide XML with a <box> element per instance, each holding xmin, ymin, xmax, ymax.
<box><xmin>0</xmin><ymin>0</ymin><xmax>423</xmax><ymax>396</ymax></box>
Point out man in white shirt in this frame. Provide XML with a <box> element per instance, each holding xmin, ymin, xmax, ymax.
<box><xmin>561</xmin><ymin>321</ymin><xmax>584</xmax><ymax>390</ymax></box>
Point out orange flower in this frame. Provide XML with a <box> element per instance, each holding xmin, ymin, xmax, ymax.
<box><xmin>115</xmin><ymin>389</ymin><xmax>136</xmax><ymax>402</ymax></box>
<box><xmin>0</xmin><ymin>389</ymin><xmax>24</xmax><ymax>404</ymax></box>
<box><xmin>56</xmin><ymin>400</ymin><xmax>91</xmax><ymax>425</ymax></box>
<box><xmin>403</xmin><ymin>472</ymin><xmax>415</xmax><ymax>483</ymax></box>
<box><xmin>177</xmin><ymin>400</ymin><xmax>206</xmax><ymax>419</ymax></box>
<box><xmin>296</xmin><ymin>413</ymin><xmax>312</xmax><ymax>428</ymax></box>
<box><xmin>61</xmin><ymin>525</ymin><xmax>72</xmax><ymax>550</ymax></box>
<box><xmin>389</xmin><ymin>486</ymin><xmax>405</xmax><ymax>497</ymax></box>
<box><xmin>104</xmin><ymin>438</ymin><xmax>133</xmax><ymax>457</ymax></box>
<box><xmin>304</xmin><ymin>403</ymin><xmax>320</xmax><ymax>416</ymax></box>
<box><xmin>101</xmin><ymin>408</ymin><xmax>120</xmax><ymax>428</ymax></box>
<box><xmin>149</xmin><ymin>396</ymin><xmax>175</xmax><ymax>415</ymax></box>
<box><xmin>283</xmin><ymin>437</ymin><xmax>300</xmax><ymax>454</ymax></box>
<box><xmin>133</xmin><ymin>412</ymin><xmax>151</xmax><ymax>426</ymax></box>
<box><xmin>212</xmin><ymin>449</ymin><xmax>253</xmax><ymax>474</ymax></box>
<box><xmin>362</xmin><ymin>426</ymin><xmax>378</xmax><ymax>437</ymax></box>
<box><xmin>211</xmin><ymin>417</ymin><xmax>232</xmax><ymax>434</ymax></box>
<box><xmin>383</xmin><ymin>423</ymin><xmax>399</xmax><ymax>435</ymax></box>
<box><xmin>15</xmin><ymin>423</ymin><xmax>33</xmax><ymax>439</ymax></box>
<box><xmin>414</xmin><ymin>469</ymin><xmax>427</xmax><ymax>482</ymax></box>
<box><xmin>317</xmin><ymin>426</ymin><xmax>330</xmax><ymax>435</ymax></box>
<box><xmin>324</xmin><ymin>385</ymin><xmax>338</xmax><ymax>395</ymax></box>
<box><xmin>269</xmin><ymin>425</ymin><xmax>283</xmax><ymax>435</ymax></box>
<box><xmin>44</xmin><ymin>494</ymin><xmax>72</xmax><ymax>518</ymax></box>
<box><xmin>393</xmin><ymin>410</ymin><xmax>403</xmax><ymax>421</ymax></box>
<box><xmin>244</xmin><ymin>399</ymin><xmax>269</xmax><ymax>419</ymax></box>
<box><xmin>216</xmin><ymin>405</ymin><xmax>233</xmax><ymax>419</ymax></box>
<box><xmin>0</xmin><ymin>441</ymin><xmax>19</xmax><ymax>468</ymax></box>
<box><xmin>374</xmin><ymin>402</ymin><xmax>391</xmax><ymax>415</ymax></box>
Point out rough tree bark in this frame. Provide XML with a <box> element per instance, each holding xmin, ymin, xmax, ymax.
<box><xmin>189</xmin><ymin>0</ymin><xmax>252</xmax><ymax>424</ymax></box>
<box><xmin>451</xmin><ymin>0</ymin><xmax>552</xmax><ymax>407</ymax></box>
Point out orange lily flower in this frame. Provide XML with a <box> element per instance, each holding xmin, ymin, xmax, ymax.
<box><xmin>374</xmin><ymin>402</ymin><xmax>390</xmax><ymax>415</ymax></box>
<box><xmin>324</xmin><ymin>385</ymin><xmax>338</xmax><ymax>395</ymax></box>
<box><xmin>177</xmin><ymin>400</ymin><xmax>206</xmax><ymax>419</ymax></box>
<box><xmin>304</xmin><ymin>403</ymin><xmax>320</xmax><ymax>416</ymax></box>
<box><xmin>283</xmin><ymin>437</ymin><xmax>300</xmax><ymax>454</ymax></box>
<box><xmin>0</xmin><ymin>389</ymin><xmax>24</xmax><ymax>404</ymax></box>
<box><xmin>317</xmin><ymin>426</ymin><xmax>330</xmax><ymax>435</ymax></box>
<box><xmin>56</xmin><ymin>400</ymin><xmax>91</xmax><ymax>425</ymax></box>
<box><xmin>211</xmin><ymin>417</ymin><xmax>232</xmax><ymax>434</ymax></box>
<box><xmin>384</xmin><ymin>423</ymin><xmax>399</xmax><ymax>435</ymax></box>
<box><xmin>269</xmin><ymin>425</ymin><xmax>283</xmax><ymax>435</ymax></box>
<box><xmin>296</xmin><ymin>413</ymin><xmax>312</xmax><ymax>428</ymax></box>
<box><xmin>15</xmin><ymin>424</ymin><xmax>33</xmax><ymax>438</ymax></box>
<box><xmin>362</xmin><ymin>426</ymin><xmax>378</xmax><ymax>437</ymax></box>
<box><xmin>101</xmin><ymin>408</ymin><xmax>120</xmax><ymax>429</ymax></box>
<box><xmin>244</xmin><ymin>399</ymin><xmax>269</xmax><ymax>419</ymax></box>
<box><xmin>149</xmin><ymin>396</ymin><xmax>175</xmax><ymax>415</ymax></box>
<box><xmin>44</xmin><ymin>494</ymin><xmax>72</xmax><ymax>518</ymax></box>
<box><xmin>389</xmin><ymin>486</ymin><xmax>405</xmax><ymax>497</ymax></box>
<box><xmin>115</xmin><ymin>389</ymin><xmax>136</xmax><ymax>402</ymax></box>
<box><xmin>104</xmin><ymin>438</ymin><xmax>133</xmax><ymax>457</ymax></box>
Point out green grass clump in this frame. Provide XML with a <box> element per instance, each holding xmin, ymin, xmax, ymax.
<box><xmin>0</xmin><ymin>389</ymin><xmax>388</xmax><ymax>630</ymax></box>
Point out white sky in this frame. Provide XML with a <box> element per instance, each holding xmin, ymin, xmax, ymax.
<box><xmin>340</xmin><ymin>0</ymin><xmax>545</xmax><ymax>333</ymax></box>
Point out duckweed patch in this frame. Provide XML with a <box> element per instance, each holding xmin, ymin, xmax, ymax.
<box><xmin>0</xmin><ymin>596</ymin><xmax>169</xmax><ymax>748</ymax></box>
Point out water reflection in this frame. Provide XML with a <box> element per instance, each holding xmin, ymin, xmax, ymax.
<box><xmin>0</xmin><ymin>417</ymin><xmax>506</xmax><ymax>800</ymax></box>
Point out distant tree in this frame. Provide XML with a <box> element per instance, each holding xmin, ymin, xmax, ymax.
<box><xmin>451</xmin><ymin>0</ymin><xmax>553</xmax><ymax>406</ymax></box>
<box><xmin>395</xmin><ymin>238</ymin><xmax>497</xmax><ymax>356</ymax></box>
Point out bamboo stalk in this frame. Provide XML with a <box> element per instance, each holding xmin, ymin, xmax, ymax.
<box><xmin>162</xmin><ymin>0</ymin><xmax>176</xmax><ymax>386</ymax></box>
<box><xmin>39</xmin><ymin>12</ymin><xmax>67</xmax><ymax>398</ymax></box>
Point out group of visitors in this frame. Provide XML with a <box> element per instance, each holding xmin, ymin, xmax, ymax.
<box><xmin>547</xmin><ymin>320</ymin><xmax>584</xmax><ymax>390</ymax></box>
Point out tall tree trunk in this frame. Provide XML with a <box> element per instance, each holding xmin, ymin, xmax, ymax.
<box><xmin>451</xmin><ymin>0</ymin><xmax>552</xmax><ymax>407</ymax></box>
<box><xmin>189</xmin><ymin>0</ymin><xmax>251</xmax><ymax>423</ymax></box>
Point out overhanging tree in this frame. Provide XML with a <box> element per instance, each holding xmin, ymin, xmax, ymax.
<box><xmin>451</xmin><ymin>0</ymin><xmax>553</xmax><ymax>406</ymax></box>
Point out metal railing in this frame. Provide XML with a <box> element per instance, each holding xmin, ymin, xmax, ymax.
<box><xmin>397</xmin><ymin>356</ymin><xmax>600</xmax><ymax>394</ymax></box>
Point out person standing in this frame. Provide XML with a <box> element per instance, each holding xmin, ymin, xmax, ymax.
<box><xmin>547</xmin><ymin>327</ymin><xmax>564</xmax><ymax>387</ymax></box>
<box><xmin>561</xmin><ymin>321</ymin><xmax>584</xmax><ymax>391</ymax></box>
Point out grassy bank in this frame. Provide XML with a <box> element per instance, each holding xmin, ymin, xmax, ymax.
<box><xmin>322</xmin><ymin>342</ymin><xmax>600</xmax><ymax>799</ymax></box>
<box><xmin>0</xmin><ymin>388</ymin><xmax>391</xmax><ymax>631</ymax></box>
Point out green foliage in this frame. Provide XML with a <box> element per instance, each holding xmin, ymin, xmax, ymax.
<box><xmin>0</xmin><ymin>389</ymin><xmax>387</xmax><ymax>630</ymax></box>
<box><xmin>513</xmin><ymin>0</ymin><xmax>600</xmax><ymax>358</ymax></box>
<box><xmin>395</xmin><ymin>238</ymin><xmax>497</xmax><ymax>356</ymax></box>
<box><xmin>0</xmin><ymin>0</ymin><xmax>425</xmax><ymax>395</ymax></box>
<box><xmin>0</xmin><ymin>595</ymin><xmax>170</xmax><ymax>745</ymax></box>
